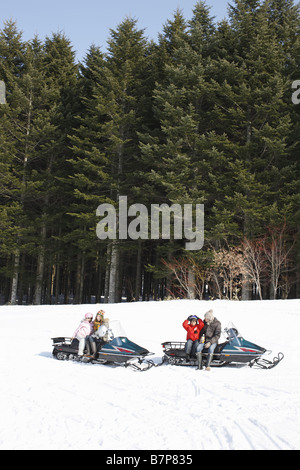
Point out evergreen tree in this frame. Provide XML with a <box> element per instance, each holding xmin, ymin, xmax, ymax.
<box><xmin>69</xmin><ymin>19</ymin><xmax>152</xmax><ymax>302</ymax></box>
<box><xmin>0</xmin><ymin>22</ymin><xmax>36</xmax><ymax>303</ymax></box>
<box><xmin>209</xmin><ymin>2</ymin><xmax>294</xmax><ymax>231</ymax></box>
<box><xmin>0</xmin><ymin>24</ymin><xmax>78</xmax><ymax>304</ymax></box>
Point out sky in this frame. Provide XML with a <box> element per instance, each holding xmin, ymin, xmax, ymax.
<box><xmin>0</xmin><ymin>0</ymin><xmax>229</xmax><ymax>62</ymax></box>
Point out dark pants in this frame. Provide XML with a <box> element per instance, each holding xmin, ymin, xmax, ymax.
<box><xmin>85</xmin><ymin>335</ymin><xmax>97</xmax><ymax>355</ymax></box>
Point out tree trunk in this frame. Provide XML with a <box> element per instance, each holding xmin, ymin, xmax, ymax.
<box><xmin>34</xmin><ymin>223</ymin><xmax>47</xmax><ymax>305</ymax></box>
<box><xmin>135</xmin><ymin>240</ymin><xmax>142</xmax><ymax>301</ymax></box>
<box><xmin>108</xmin><ymin>240</ymin><xmax>119</xmax><ymax>303</ymax></box>
<box><xmin>10</xmin><ymin>251</ymin><xmax>20</xmax><ymax>304</ymax></box>
<box><xmin>187</xmin><ymin>267</ymin><xmax>196</xmax><ymax>299</ymax></box>
<box><xmin>75</xmin><ymin>252</ymin><xmax>85</xmax><ymax>304</ymax></box>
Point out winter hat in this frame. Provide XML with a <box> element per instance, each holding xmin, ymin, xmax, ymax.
<box><xmin>85</xmin><ymin>312</ymin><xmax>93</xmax><ymax>320</ymax></box>
<box><xmin>189</xmin><ymin>315</ymin><xmax>198</xmax><ymax>323</ymax></box>
<box><xmin>204</xmin><ymin>309</ymin><xmax>214</xmax><ymax>323</ymax></box>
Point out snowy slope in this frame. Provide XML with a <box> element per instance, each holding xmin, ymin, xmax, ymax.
<box><xmin>0</xmin><ymin>299</ymin><xmax>299</xmax><ymax>450</ymax></box>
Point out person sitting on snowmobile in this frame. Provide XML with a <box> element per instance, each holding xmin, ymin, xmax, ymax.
<box><xmin>86</xmin><ymin>312</ymin><xmax>113</xmax><ymax>358</ymax></box>
<box><xmin>72</xmin><ymin>313</ymin><xmax>94</xmax><ymax>357</ymax></box>
<box><xmin>196</xmin><ymin>309</ymin><xmax>221</xmax><ymax>371</ymax></box>
<box><xmin>84</xmin><ymin>311</ymin><xmax>105</xmax><ymax>358</ymax></box>
<box><xmin>182</xmin><ymin>315</ymin><xmax>204</xmax><ymax>361</ymax></box>
<box><xmin>93</xmin><ymin>310</ymin><xmax>105</xmax><ymax>332</ymax></box>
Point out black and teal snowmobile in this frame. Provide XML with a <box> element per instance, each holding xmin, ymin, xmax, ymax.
<box><xmin>52</xmin><ymin>320</ymin><xmax>156</xmax><ymax>371</ymax></box>
<box><xmin>162</xmin><ymin>323</ymin><xmax>284</xmax><ymax>369</ymax></box>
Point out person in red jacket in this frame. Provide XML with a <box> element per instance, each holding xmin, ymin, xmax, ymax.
<box><xmin>182</xmin><ymin>315</ymin><xmax>204</xmax><ymax>361</ymax></box>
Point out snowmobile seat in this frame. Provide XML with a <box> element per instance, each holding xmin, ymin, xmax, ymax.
<box><xmin>95</xmin><ymin>338</ymin><xmax>105</xmax><ymax>350</ymax></box>
<box><xmin>214</xmin><ymin>342</ymin><xmax>228</xmax><ymax>354</ymax></box>
<box><xmin>70</xmin><ymin>338</ymin><xmax>79</xmax><ymax>348</ymax></box>
<box><xmin>52</xmin><ymin>337</ymin><xmax>67</xmax><ymax>344</ymax></box>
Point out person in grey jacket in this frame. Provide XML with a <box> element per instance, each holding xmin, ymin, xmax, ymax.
<box><xmin>196</xmin><ymin>309</ymin><xmax>221</xmax><ymax>371</ymax></box>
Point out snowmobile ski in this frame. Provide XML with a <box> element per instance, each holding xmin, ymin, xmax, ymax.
<box><xmin>248</xmin><ymin>351</ymin><xmax>284</xmax><ymax>369</ymax></box>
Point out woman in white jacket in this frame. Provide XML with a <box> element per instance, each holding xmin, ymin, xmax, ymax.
<box><xmin>93</xmin><ymin>318</ymin><xmax>112</xmax><ymax>342</ymax></box>
<box><xmin>72</xmin><ymin>313</ymin><xmax>94</xmax><ymax>356</ymax></box>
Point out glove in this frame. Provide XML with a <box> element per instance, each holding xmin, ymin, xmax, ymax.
<box><xmin>204</xmin><ymin>342</ymin><xmax>211</xmax><ymax>349</ymax></box>
<box><xmin>188</xmin><ymin>315</ymin><xmax>198</xmax><ymax>321</ymax></box>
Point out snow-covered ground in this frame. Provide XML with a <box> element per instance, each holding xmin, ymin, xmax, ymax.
<box><xmin>0</xmin><ymin>299</ymin><xmax>299</xmax><ymax>450</ymax></box>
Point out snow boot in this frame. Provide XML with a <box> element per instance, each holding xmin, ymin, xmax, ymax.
<box><xmin>196</xmin><ymin>352</ymin><xmax>203</xmax><ymax>370</ymax></box>
<box><xmin>84</xmin><ymin>343</ymin><xmax>95</xmax><ymax>358</ymax></box>
<box><xmin>205</xmin><ymin>354</ymin><xmax>213</xmax><ymax>371</ymax></box>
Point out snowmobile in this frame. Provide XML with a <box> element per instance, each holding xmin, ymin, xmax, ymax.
<box><xmin>52</xmin><ymin>320</ymin><xmax>156</xmax><ymax>371</ymax></box>
<box><xmin>162</xmin><ymin>322</ymin><xmax>284</xmax><ymax>369</ymax></box>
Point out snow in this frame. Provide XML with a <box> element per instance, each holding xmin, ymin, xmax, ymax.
<box><xmin>0</xmin><ymin>298</ymin><xmax>299</xmax><ymax>450</ymax></box>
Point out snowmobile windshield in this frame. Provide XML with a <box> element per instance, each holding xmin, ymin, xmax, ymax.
<box><xmin>225</xmin><ymin>322</ymin><xmax>243</xmax><ymax>345</ymax></box>
<box><xmin>109</xmin><ymin>320</ymin><xmax>127</xmax><ymax>339</ymax></box>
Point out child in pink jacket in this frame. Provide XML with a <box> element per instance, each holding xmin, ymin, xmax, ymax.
<box><xmin>72</xmin><ymin>313</ymin><xmax>94</xmax><ymax>356</ymax></box>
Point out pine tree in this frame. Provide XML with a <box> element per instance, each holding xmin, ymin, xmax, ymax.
<box><xmin>208</xmin><ymin>0</ymin><xmax>299</xmax><ymax>297</ymax></box>
<box><xmin>140</xmin><ymin>5</ymin><xmax>231</xmax><ymax>252</ymax></box>
<box><xmin>0</xmin><ymin>22</ymin><xmax>30</xmax><ymax>303</ymax></box>
<box><xmin>39</xmin><ymin>33</ymin><xmax>80</xmax><ymax>304</ymax></box>
<box><xmin>0</xmin><ymin>24</ymin><xmax>79</xmax><ymax>304</ymax></box>
<box><xmin>69</xmin><ymin>18</ymin><xmax>152</xmax><ymax>303</ymax></box>
<box><xmin>209</xmin><ymin>2</ymin><xmax>291</xmax><ymax>230</ymax></box>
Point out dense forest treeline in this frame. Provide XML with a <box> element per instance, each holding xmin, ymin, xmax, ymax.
<box><xmin>0</xmin><ymin>0</ymin><xmax>299</xmax><ymax>305</ymax></box>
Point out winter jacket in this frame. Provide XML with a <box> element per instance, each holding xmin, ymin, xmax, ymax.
<box><xmin>93</xmin><ymin>324</ymin><xmax>113</xmax><ymax>342</ymax></box>
<box><xmin>73</xmin><ymin>320</ymin><xmax>93</xmax><ymax>339</ymax></box>
<box><xmin>202</xmin><ymin>317</ymin><xmax>222</xmax><ymax>344</ymax></box>
<box><xmin>93</xmin><ymin>320</ymin><xmax>102</xmax><ymax>332</ymax></box>
<box><xmin>182</xmin><ymin>319</ymin><xmax>204</xmax><ymax>342</ymax></box>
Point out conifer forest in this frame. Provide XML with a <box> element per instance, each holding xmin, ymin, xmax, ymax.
<box><xmin>0</xmin><ymin>0</ymin><xmax>299</xmax><ymax>305</ymax></box>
